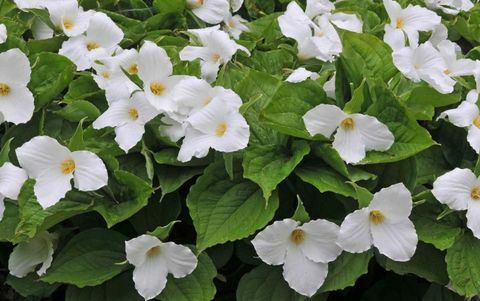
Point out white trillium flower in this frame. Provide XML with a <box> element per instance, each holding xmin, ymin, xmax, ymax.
<box><xmin>59</xmin><ymin>12</ymin><xmax>124</xmax><ymax>71</ymax></box>
<box><xmin>383</xmin><ymin>0</ymin><xmax>441</xmax><ymax>49</ymax></box>
<box><xmin>223</xmin><ymin>14</ymin><xmax>249</xmax><ymax>39</ymax></box>
<box><xmin>93</xmin><ymin>92</ymin><xmax>159</xmax><ymax>152</ymax></box>
<box><xmin>186</xmin><ymin>0</ymin><xmax>230</xmax><ymax>24</ymax></box>
<box><xmin>337</xmin><ymin>183</ymin><xmax>418</xmax><ymax>262</ymax></box>
<box><xmin>46</xmin><ymin>0</ymin><xmax>93</xmax><ymax>37</ymax></box>
<box><xmin>251</xmin><ymin>218</ymin><xmax>342</xmax><ymax>297</ymax></box>
<box><xmin>303</xmin><ymin>104</ymin><xmax>394</xmax><ymax>164</ymax></box>
<box><xmin>0</xmin><ymin>163</ymin><xmax>27</xmax><ymax>221</ymax></box>
<box><xmin>425</xmin><ymin>0</ymin><xmax>473</xmax><ymax>15</ymax></box>
<box><xmin>0</xmin><ymin>48</ymin><xmax>35</xmax><ymax>125</ymax></box>
<box><xmin>392</xmin><ymin>42</ymin><xmax>456</xmax><ymax>94</ymax></box>
<box><xmin>286</xmin><ymin>67</ymin><xmax>320</xmax><ymax>83</ymax></box>
<box><xmin>16</xmin><ymin>136</ymin><xmax>108</xmax><ymax>209</ymax></box>
<box><xmin>437</xmin><ymin>40</ymin><xmax>476</xmax><ymax>77</ymax></box>
<box><xmin>438</xmin><ymin>100</ymin><xmax>480</xmax><ymax>153</ymax></box>
<box><xmin>180</xmin><ymin>25</ymin><xmax>250</xmax><ymax>83</ymax></box>
<box><xmin>8</xmin><ymin>231</ymin><xmax>56</xmax><ymax>278</ymax></box>
<box><xmin>125</xmin><ymin>234</ymin><xmax>197</xmax><ymax>300</ymax></box>
<box><xmin>0</xmin><ymin>24</ymin><xmax>7</xmax><ymax>44</ymax></box>
<box><xmin>432</xmin><ymin>168</ymin><xmax>480</xmax><ymax>238</ymax></box>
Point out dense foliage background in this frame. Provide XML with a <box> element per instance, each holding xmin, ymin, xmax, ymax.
<box><xmin>1</xmin><ymin>0</ymin><xmax>480</xmax><ymax>300</ymax></box>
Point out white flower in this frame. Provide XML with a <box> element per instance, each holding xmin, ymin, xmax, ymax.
<box><xmin>305</xmin><ymin>0</ymin><xmax>335</xmax><ymax>19</ymax></box>
<box><xmin>466</xmin><ymin>63</ymin><xmax>480</xmax><ymax>103</ymax></box>
<box><xmin>337</xmin><ymin>183</ymin><xmax>418</xmax><ymax>262</ymax></box>
<box><xmin>46</xmin><ymin>0</ymin><xmax>93</xmax><ymax>37</ymax></box>
<box><xmin>93</xmin><ymin>92</ymin><xmax>158</xmax><ymax>152</ymax></box>
<box><xmin>0</xmin><ymin>24</ymin><xmax>7</xmax><ymax>44</ymax></box>
<box><xmin>432</xmin><ymin>168</ymin><xmax>480</xmax><ymax>238</ymax></box>
<box><xmin>438</xmin><ymin>100</ymin><xmax>480</xmax><ymax>153</ymax></box>
<box><xmin>177</xmin><ymin>97</ymin><xmax>249</xmax><ymax>162</ymax></box>
<box><xmin>59</xmin><ymin>12</ymin><xmax>124</xmax><ymax>71</ymax></box>
<box><xmin>428</xmin><ymin>23</ymin><xmax>448</xmax><ymax>48</ymax></box>
<box><xmin>392</xmin><ymin>42</ymin><xmax>456</xmax><ymax>94</ymax></box>
<box><xmin>16</xmin><ymin>136</ymin><xmax>108</xmax><ymax>209</ymax></box>
<box><xmin>0</xmin><ymin>48</ymin><xmax>35</xmax><ymax>125</ymax></box>
<box><xmin>223</xmin><ymin>14</ymin><xmax>249</xmax><ymax>39</ymax></box>
<box><xmin>186</xmin><ymin>0</ymin><xmax>230</xmax><ymax>24</ymax></box>
<box><xmin>180</xmin><ymin>25</ymin><xmax>249</xmax><ymax>83</ymax></box>
<box><xmin>285</xmin><ymin>67</ymin><xmax>320</xmax><ymax>83</ymax></box>
<box><xmin>13</xmin><ymin>0</ymin><xmax>45</xmax><ymax>9</ymax></box>
<box><xmin>425</xmin><ymin>0</ymin><xmax>473</xmax><ymax>15</ymax></box>
<box><xmin>251</xmin><ymin>218</ymin><xmax>342</xmax><ymax>297</ymax></box>
<box><xmin>137</xmin><ymin>41</ymin><xmax>185</xmax><ymax>112</ymax></box>
<box><xmin>125</xmin><ymin>234</ymin><xmax>197</xmax><ymax>300</ymax></box>
<box><xmin>437</xmin><ymin>40</ymin><xmax>476</xmax><ymax>77</ymax></box>
<box><xmin>383</xmin><ymin>0</ymin><xmax>441</xmax><ymax>49</ymax></box>
<box><xmin>8</xmin><ymin>231</ymin><xmax>56</xmax><ymax>278</ymax></box>
<box><xmin>323</xmin><ymin>73</ymin><xmax>336</xmax><ymax>99</ymax></box>
<box><xmin>0</xmin><ymin>163</ymin><xmax>27</xmax><ymax>221</ymax></box>
<box><xmin>303</xmin><ymin>104</ymin><xmax>394</xmax><ymax>164</ymax></box>
<box><xmin>32</xmin><ymin>18</ymin><xmax>54</xmax><ymax>40</ymax></box>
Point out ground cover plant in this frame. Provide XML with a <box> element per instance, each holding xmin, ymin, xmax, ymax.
<box><xmin>0</xmin><ymin>0</ymin><xmax>480</xmax><ymax>300</ymax></box>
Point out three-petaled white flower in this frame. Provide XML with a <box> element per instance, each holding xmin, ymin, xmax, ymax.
<box><xmin>179</xmin><ymin>25</ymin><xmax>250</xmax><ymax>83</ymax></box>
<box><xmin>186</xmin><ymin>0</ymin><xmax>230</xmax><ymax>24</ymax></box>
<box><xmin>337</xmin><ymin>183</ymin><xmax>418</xmax><ymax>262</ymax></box>
<box><xmin>16</xmin><ymin>136</ymin><xmax>108</xmax><ymax>208</ymax></box>
<box><xmin>251</xmin><ymin>218</ymin><xmax>342</xmax><ymax>297</ymax></box>
<box><xmin>432</xmin><ymin>168</ymin><xmax>480</xmax><ymax>238</ymax></box>
<box><xmin>437</xmin><ymin>40</ymin><xmax>476</xmax><ymax>78</ymax></box>
<box><xmin>59</xmin><ymin>12</ymin><xmax>124</xmax><ymax>71</ymax></box>
<box><xmin>303</xmin><ymin>104</ymin><xmax>394</xmax><ymax>164</ymax></box>
<box><xmin>8</xmin><ymin>231</ymin><xmax>56</xmax><ymax>278</ymax></box>
<box><xmin>223</xmin><ymin>14</ymin><xmax>249</xmax><ymax>39</ymax></box>
<box><xmin>0</xmin><ymin>163</ymin><xmax>27</xmax><ymax>221</ymax></box>
<box><xmin>0</xmin><ymin>48</ymin><xmax>35</xmax><ymax>125</ymax></box>
<box><xmin>93</xmin><ymin>92</ymin><xmax>159</xmax><ymax>152</ymax></box>
<box><xmin>125</xmin><ymin>234</ymin><xmax>197</xmax><ymax>300</ymax></box>
<box><xmin>424</xmin><ymin>0</ymin><xmax>473</xmax><ymax>15</ymax></box>
<box><xmin>46</xmin><ymin>0</ymin><xmax>93</xmax><ymax>37</ymax></box>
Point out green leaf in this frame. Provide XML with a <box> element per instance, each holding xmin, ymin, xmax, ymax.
<box><xmin>0</xmin><ymin>201</ymin><xmax>20</xmax><ymax>242</ymax></box>
<box><xmin>28</xmin><ymin>52</ymin><xmax>76</xmax><ymax>110</ymax></box>
<box><xmin>243</xmin><ymin>140</ymin><xmax>310</xmax><ymax>199</ymax></box>
<box><xmin>445</xmin><ymin>232</ymin><xmax>480</xmax><ymax>297</ymax></box>
<box><xmin>148</xmin><ymin>220</ymin><xmax>178</xmax><ymax>241</ymax></box>
<box><xmin>6</xmin><ymin>274</ymin><xmax>60</xmax><ymax>298</ymax></box>
<box><xmin>291</xmin><ymin>196</ymin><xmax>310</xmax><ymax>223</ymax></box>
<box><xmin>187</xmin><ymin>161</ymin><xmax>279</xmax><ymax>252</ymax></box>
<box><xmin>42</xmin><ymin>228</ymin><xmax>127</xmax><ymax>287</ymax></box>
<box><xmin>157</xmin><ymin>253</ymin><xmax>217</xmax><ymax>301</ymax></box>
<box><xmin>153</xmin><ymin>0</ymin><xmax>185</xmax><ymax>13</ymax></box>
<box><xmin>422</xmin><ymin>284</ymin><xmax>463</xmax><ymax>301</ymax></box>
<box><xmin>0</xmin><ymin>137</ymin><xmax>13</xmax><ymax>165</ymax></box>
<box><xmin>64</xmin><ymin>75</ymin><xmax>105</xmax><ymax>102</ymax></box>
<box><xmin>69</xmin><ymin>119</ymin><xmax>86</xmax><ymax>151</ymax></box>
<box><xmin>157</xmin><ymin>165</ymin><xmax>204</xmax><ymax>197</ymax></box>
<box><xmin>55</xmin><ymin>100</ymin><xmax>101</xmax><ymax>122</ymax></box>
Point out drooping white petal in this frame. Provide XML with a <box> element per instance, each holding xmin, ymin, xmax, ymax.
<box><xmin>71</xmin><ymin>151</ymin><xmax>108</xmax><ymax>191</ymax></box>
<box><xmin>323</xmin><ymin>73</ymin><xmax>336</xmax><ymax>99</ymax></box>
<box><xmin>0</xmin><ymin>24</ymin><xmax>7</xmax><ymax>44</ymax></box>
<box><xmin>428</xmin><ymin>24</ymin><xmax>448</xmax><ymax>47</ymax></box>
<box><xmin>332</xmin><ymin>126</ymin><xmax>366</xmax><ymax>164</ymax></box>
<box><xmin>299</xmin><ymin>219</ymin><xmax>341</xmax><ymax>263</ymax></box>
<box><xmin>86</xmin><ymin>12</ymin><xmax>124</xmax><ymax>51</ymax></box>
<box><xmin>352</xmin><ymin>114</ymin><xmax>394</xmax><ymax>152</ymax></box>
<box><xmin>305</xmin><ymin>0</ymin><xmax>335</xmax><ymax>18</ymax></box>
<box><xmin>438</xmin><ymin>101</ymin><xmax>479</xmax><ymax>128</ymax></box>
<box><xmin>432</xmin><ymin>168</ymin><xmax>476</xmax><ymax>211</ymax></box>
<box><xmin>402</xmin><ymin>4</ymin><xmax>441</xmax><ymax>31</ymax></box>
<box><xmin>369</xmin><ymin>183</ymin><xmax>412</xmax><ymax>223</ymax></box>
<box><xmin>468</xmin><ymin>125</ymin><xmax>480</xmax><ymax>154</ymax></box>
<box><xmin>371</xmin><ymin>219</ymin><xmax>417</xmax><ymax>262</ymax></box>
<box><xmin>138</xmin><ymin>41</ymin><xmax>172</xmax><ymax>83</ymax></box>
<box><xmin>160</xmin><ymin>242</ymin><xmax>197</xmax><ymax>278</ymax></box>
<box><xmin>0</xmin><ymin>48</ymin><xmax>31</xmax><ymax>86</ymax></box>
<box><xmin>383</xmin><ymin>25</ymin><xmax>405</xmax><ymax>51</ymax></box>
<box><xmin>132</xmin><ymin>256</ymin><xmax>168</xmax><ymax>300</ymax></box>
<box><xmin>125</xmin><ymin>235</ymin><xmax>162</xmax><ymax>267</ymax></box>
<box><xmin>286</xmin><ymin>68</ymin><xmax>319</xmax><ymax>83</ymax></box>
<box><xmin>466</xmin><ymin>90</ymin><xmax>479</xmax><ymax>104</ymax></box>
<box><xmin>114</xmin><ymin>123</ymin><xmax>145</xmax><ymax>152</ymax></box>
<box><xmin>189</xmin><ymin>0</ymin><xmax>230</xmax><ymax>24</ymax></box>
<box><xmin>337</xmin><ymin>208</ymin><xmax>372</xmax><ymax>253</ymax></box>
<box><xmin>223</xmin><ymin>14</ymin><xmax>249</xmax><ymax>39</ymax></box>
<box><xmin>177</xmin><ymin>128</ymin><xmax>213</xmax><ymax>162</ymax></box>
<box><xmin>0</xmin><ymin>163</ymin><xmax>27</xmax><ymax>200</ymax></box>
<box><xmin>34</xmin><ymin>167</ymin><xmax>73</xmax><ymax>209</ymax></box>
<box><xmin>32</xmin><ymin>18</ymin><xmax>54</xmax><ymax>40</ymax></box>
<box><xmin>160</xmin><ymin>116</ymin><xmax>188</xmax><ymax>143</ymax></box>
<box><xmin>230</xmin><ymin>0</ymin><xmax>244</xmax><ymax>12</ymax></box>
<box><xmin>278</xmin><ymin>2</ymin><xmax>312</xmax><ymax>44</ymax></box>
<box><xmin>330</xmin><ymin>12</ymin><xmax>363</xmax><ymax>33</ymax></box>
<box><xmin>467</xmin><ymin>199</ymin><xmax>480</xmax><ymax>239</ymax></box>
<box><xmin>303</xmin><ymin>104</ymin><xmax>346</xmax><ymax>138</ymax></box>
<box><xmin>251</xmin><ymin>219</ymin><xmax>299</xmax><ymax>265</ymax></box>
<box><xmin>0</xmin><ymin>84</ymin><xmax>34</xmax><ymax>125</ymax></box>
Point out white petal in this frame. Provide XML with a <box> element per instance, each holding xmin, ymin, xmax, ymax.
<box><xmin>125</xmin><ymin>234</ymin><xmax>161</xmax><ymax>267</ymax></box>
<box><xmin>160</xmin><ymin>116</ymin><xmax>187</xmax><ymax>143</ymax></box>
<box><xmin>0</xmin><ymin>24</ymin><xmax>7</xmax><ymax>44</ymax></box>
<box><xmin>428</xmin><ymin>24</ymin><xmax>448</xmax><ymax>47</ymax></box>
<box><xmin>173</xmin><ymin>76</ymin><xmax>213</xmax><ymax>113</ymax></box>
<box><xmin>353</xmin><ymin>114</ymin><xmax>394</xmax><ymax>152</ymax></box>
<box><xmin>432</xmin><ymin>168</ymin><xmax>475</xmax><ymax>211</ymax></box>
<box><xmin>179</xmin><ymin>46</ymin><xmax>212</xmax><ymax>62</ymax></box>
<box><xmin>86</xmin><ymin>12</ymin><xmax>124</xmax><ymax>50</ymax></box>
<box><xmin>467</xmin><ymin>200</ymin><xmax>480</xmax><ymax>239</ymax></box>
<box><xmin>34</xmin><ymin>168</ymin><xmax>72</xmax><ymax>209</ymax></box>
<box><xmin>230</xmin><ymin>0</ymin><xmax>244</xmax><ymax>12</ymax></box>
<box><xmin>303</xmin><ymin>104</ymin><xmax>346</xmax><ymax>138</ymax></box>
<box><xmin>299</xmin><ymin>219</ymin><xmax>342</xmax><ymax>263</ymax></box>
<box><xmin>143</xmin><ymin>76</ymin><xmax>184</xmax><ymax>112</ymax></box>
<box><xmin>468</xmin><ymin>126</ymin><xmax>480</xmax><ymax>154</ymax></box>
<box><xmin>332</xmin><ymin>127</ymin><xmax>365</xmax><ymax>164</ymax></box>
<box><xmin>71</xmin><ymin>151</ymin><xmax>108</xmax><ymax>191</ymax></box>
<box><xmin>131</xmin><ymin>92</ymin><xmax>159</xmax><ymax>123</ymax></box>
<box><xmin>177</xmin><ymin>128</ymin><xmax>213</xmax><ymax>162</ymax></box>
<box><xmin>383</xmin><ymin>25</ymin><xmax>405</xmax><ymax>51</ymax></box>
<box><xmin>132</xmin><ymin>256</ymin><xmax>168</xmax><ymax>300</ymax></box>
<box><xmin>191</xmin><ymin>0</ymin><xmax>230</xmax><ymax>24</ymax></box>
<box><xmin>282</xmin><ymin>246</ymin><xmax>328</xmax><ymax>297</ymax></box>
<box><xmin>92</xmin><ymin>99</ymin><xmax>131</xmax><ymax>129</ymax></box>
<box><xmin>286</xmin><ymin>68</ymin><xmax>317</xmax><ymax>83</ymax></box>
<box><xmin>0</xmin><ymin>195</ymin><xmax>4</xmax><ymax>221</ymax></box>
<box><xmin>420</xmin><ymin>69</ymin><xmax>456</xmax><ymax>94</ymax></box>
<box><xmin>383</xmin><ymin>0</ymin><xmax>402</xmax><ymax>23</ymax></box>
<box><xmin>466</xmin><ymin>90</ymin><xmax>479</xmax><ymax>104</ymax></box>
<box><xmin>337</xmin><ymin>208</ymin><xmax>372</xmax><ymax>253</ymax></box>
<box><xmin>369</xmin><ymin>183</ymin><xmax>412</xmax><ymax>222</ymax></box>
<box><xmin>392</xmin><ymin>47</ymin><xmax>420</xmax><ymax>81</ymax></box>
<box><xmin>323</xmin><ymin>73</ymin><xmax>336</xmax><ymax>99</ymax></box>
<box><xmin>200</xmin><ymin>60</ymin><xmax>221</xmax><ymax>83</ymax></box>
<box><xmin>438</xmin><ymin>101</ymin><xmax>478</xmax><ymax>128</ymax></box>
<box><xmin>59</xmin><ymin>36</ymin><xmax>92</xmax><ymax>71</ymax></box>
<box><xmin>330</xmin><ymin>13</ymin><xmax>363</xmax><ymax>33</ymax></box>
<box><xmin>161</xmin><ymin>242</ymin><xmax>197</xmax><ymax>278</ymax></box>
<box><xmin>251</xmin><ymin>219</ymin><xmax>298</xmax><ymax>265</ymax></box>
<box><xmin>402</xmin><ymin>4</ymin><xmax>441</xmax><ymax>32</ymax></box>
<box><xmin>371</xmin><ymin>219</ymin><xmax>417</xmax><ymax>262</ymax></box>
<box><xmin>114</xmin><ymin>123</ymin><xmax>145</xmax><ymax>152</ymax></box>
<box><xmin>0</xmin><ymin>163</ymin><xmax>27</xmax><ymax>200</ymax></box>
<box><xmin>138</xmin><ymin>41</ymin><xmax>172</xmax><ymax>83</ymax></box>
<box><xmin>32</xmin><ymin>18</ymin><xmax>54</xmax><ymax>40</ymax></box>
<box><xmin>0</xmin><ymin>84</ymin><xmax>34</xmax><ymax>125</ymax></box>
<box><xmin>0</xmin><ymin>48</ymin><xmax>31</xmax><ymax>86</ymax></box>
<box><xmin>64</xmin><ymin>11</ymin><xmax>93</xmax><ymax>37</ymax></box>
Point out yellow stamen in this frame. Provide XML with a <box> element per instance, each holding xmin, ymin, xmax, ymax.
<box><xmin>228</xmin><ymin>20</ymin><xmax>236</xmax><ymax>28</ymax></box>
<box><xmin>290</xmin><ymin>229</ymin><xmax>305</xmax><ymax>245</ymax></box>
<box><xmin>340</xmin><ymin>117</ymin><xmax>354</xmax><ymax>130</ymax></box>
<box><xmin>396</xmin><ymin>17</ymin><xmax>404</xmax><ymax>29</ymax></box>
<box><xmin>128</xmin><ymin>107</ymin><xmax>139</xmax><ymax>120</ymax></box>
<box><xmin>63</xmin><ymin>18</ymin><xmax>74</xmax><ymax>30</ymax></box>
<box><xmin>215</xmin><ymin>122</ymin><xmax>227</xmax><ymax>137</ymax></box>
<box><xmin>443</xmin><ymin>69</ymin><xmax>451</xmax><ymax>75</ymax></box>
<box><xmin>473</xmin><ymin>116</ymin><xmax>480</xmax><ymax>129</ymax></box>
<box><xmin>471</xmin><ymin>187</ymin><xmax>480</xmax><ymax>200</ymax></box>
<box><xmin>203</xmin><ymin>97</ymin><xmax>212</xmax><ymax>106</ymax></box>
<box><xmin>60</xmin><ymin>159</ymin><xmax>75</xmax><ymax>175</ymax></box>
<box><xmin>101</xmin><ymin>71</ymin><xmax>110</xmax><ymax>79</ymax></box>
<box><xmin>212</xmin><ymin>53</ymin><xmax>221</xmax><ymax>63</ymax></box>
<box><xmin>128</xmin><ymin>64</ymin><xmax>138</xmax><ymax>75</ymax></box>
<box><xmin>86</xmin><ymin>42</ymin><xmax>100</xmax><ymax>51</ymax></box>
<box><xmin>369</xmin><ymin>210</ymin><xmax>385</xmax><ymax>225</ymax></box>
<box><xmin>150</xmin><ymin>82</ymin><xmax>166</xmax><ymax>96</ymax></box>
<box><xmin>146</xmin><ymin>246</ymin><xmax>161</xmax><ymax>256</ymax></box>
<box><xmin>0</xmin><ymin>83</ymin><xmax>10</xmax><ymax>96</ymax></box>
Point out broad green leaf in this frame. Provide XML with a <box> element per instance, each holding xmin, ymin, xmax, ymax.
<box><xmin>187</xmin><ymin>161</ymin><xmax>279</xmax><ymax>251</ymax></box>
<box><xmin>153</xmin><ymin>0</ymin><xmax>185</xmax><ymax>13</ymax></box>
<box><xmin>0</xmin><ymin>201</ymin><xmax>20</xmax><ymax>242</ymax></box>
<box><xmin>42</xmin><ymin>228</ymin><xmax>127</xmax><ymax>287</ymax></box>
<box><xmin>243</xmin><ymin>140</ymin><xmax>310</xmax><ymax>199</ymax></box>
<box><xmin>68</xmin><ymin>118</ymin><xmax>86</xmax><ymax>151</ymax></box>
<box><xmin>148</xmin><ymin>220</ymin><xmax>178</xmax><ymax>241</ymax></box>
<box><xmin>27</xmin><ymin>36</ymin><xmax>65</xmax><ymax>55</ymax></box>
<box><xmin>291</xmin><ymin>196</ymin><xmax>310</xmax><ymax>223</ymax></box>
<box><xmin>422</xmin><ymin>284</ymin><xmax>464</xmax><ymax>301</ymax></box>
<box><xmin>0</xmin><ymin>137</ymin><xmax>13</xmax><ymax>165</ymax></box>
<box><xmin>153</xmin><ymin>148</ymin><xmax>212</xmax><ymax>167</ymax></box>
<box><xmin>55</xmin><ymin>100</ymin><xmax>101</xmax><ymax>122</ymax></box>
<box><xmin>64</xmin><ymin>75</ymin><xmax>105</xmax><ymax>102</ymax></box>
<box><xmin>157</xmin><ymin>253</ymin><xmax>217</xmax><ymax>301</ymax></box>
<box><xmin>6</xmin><ymin>274</ymin><xmax>60</xmax><ymax>298</ymax></box>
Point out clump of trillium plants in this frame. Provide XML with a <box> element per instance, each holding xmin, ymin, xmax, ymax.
<box><xmin>1</xmin><ymin>0</ymin><xmax>480</xmax><ymax>300</ymax></box>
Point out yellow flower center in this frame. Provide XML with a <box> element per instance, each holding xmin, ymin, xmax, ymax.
<box><xmin>316</xmin><ymin>31</ymin><xmax>325</xmax><ymax>37</ymax></box>
<box><xmin>228</xmin><ymin>20</ymin><xmax>236</xmax><ymax>28</ymax></box>
<box><xmin>340</xmin><ymin>117</ymin><xmax>354</xmax><ymax>130</ymax></box>
<box><xmin>290</xmin><ymin>229</ymin><xmax>305</xmax><ymax>245</ymax></box>
<box><xmin>63</xmin><ymin>18</ymin><xmax>74</xmax><ymax>30</ymax></box>
<box><xmin>0</xmin><ymin>83</ymin><xmax>10</xmax><ymax>96</ymax></box>
<box><xmin>86</xmin><ymin>42</ymin><xmax>100</xmax><ymax>51</ymax></box>
<box><xmin>473</xmin><ymin>116</ymin><xmax>480</xmax><ymax>129</ymax></box>
<box><xmin>203</xmin><ymin>97</ymin><xmax>212</xmax><ymax>106</ymax></box>
<box><xmin>471</xmin><ymin>187</ymin><xmax>480</xmax><ymax>200</ymax></box>
<box><xmin>443</xmin><ymin>69</ymin><xmax>451</xmax><ymax>75</ymax></box>
<box><xmin>396</xmin><ymin>17</ymin><xmax>405</xmax><ymax>29</ymax></box>
<box><xmin>150</xmin><ymin>82</ymin><xmax>166</xmax><ymax>96</ymax></box>
<box><xmin>369</xmin><ymin>210</ymin><xmax>385</xmax><ymax>225</ymax></box>
<box><xmin>128</xmin><ymin>107</ymin><xmax>139</xmax><ymax>120</ymax></box>
<box><xmin>60</xmin><ymin>159</ymin><xmax>76</xmax><ymax>175</ymax></box>
<box><xmin>215</xmin><ymin>122</ymin><xmax>228</xmax><ymax>137</ymax></box>
<box><xmin>128</xmin><ymin>64</ymin><xmax>138</xmax><ymax>75</ymax></box>
<box><xmin>101</xmin><ymin>71</ymin><xmax>110</xmax><ymax>79</ymax></box>
<box><xmin>146</xmin><ymin>246</ymin><xmax>161</xmax><ymax>256</ymax></box>
<box><xmin>212</xmin><ymin>53</ymin><xmax>221</xmax><ymax>62</ymax></box>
